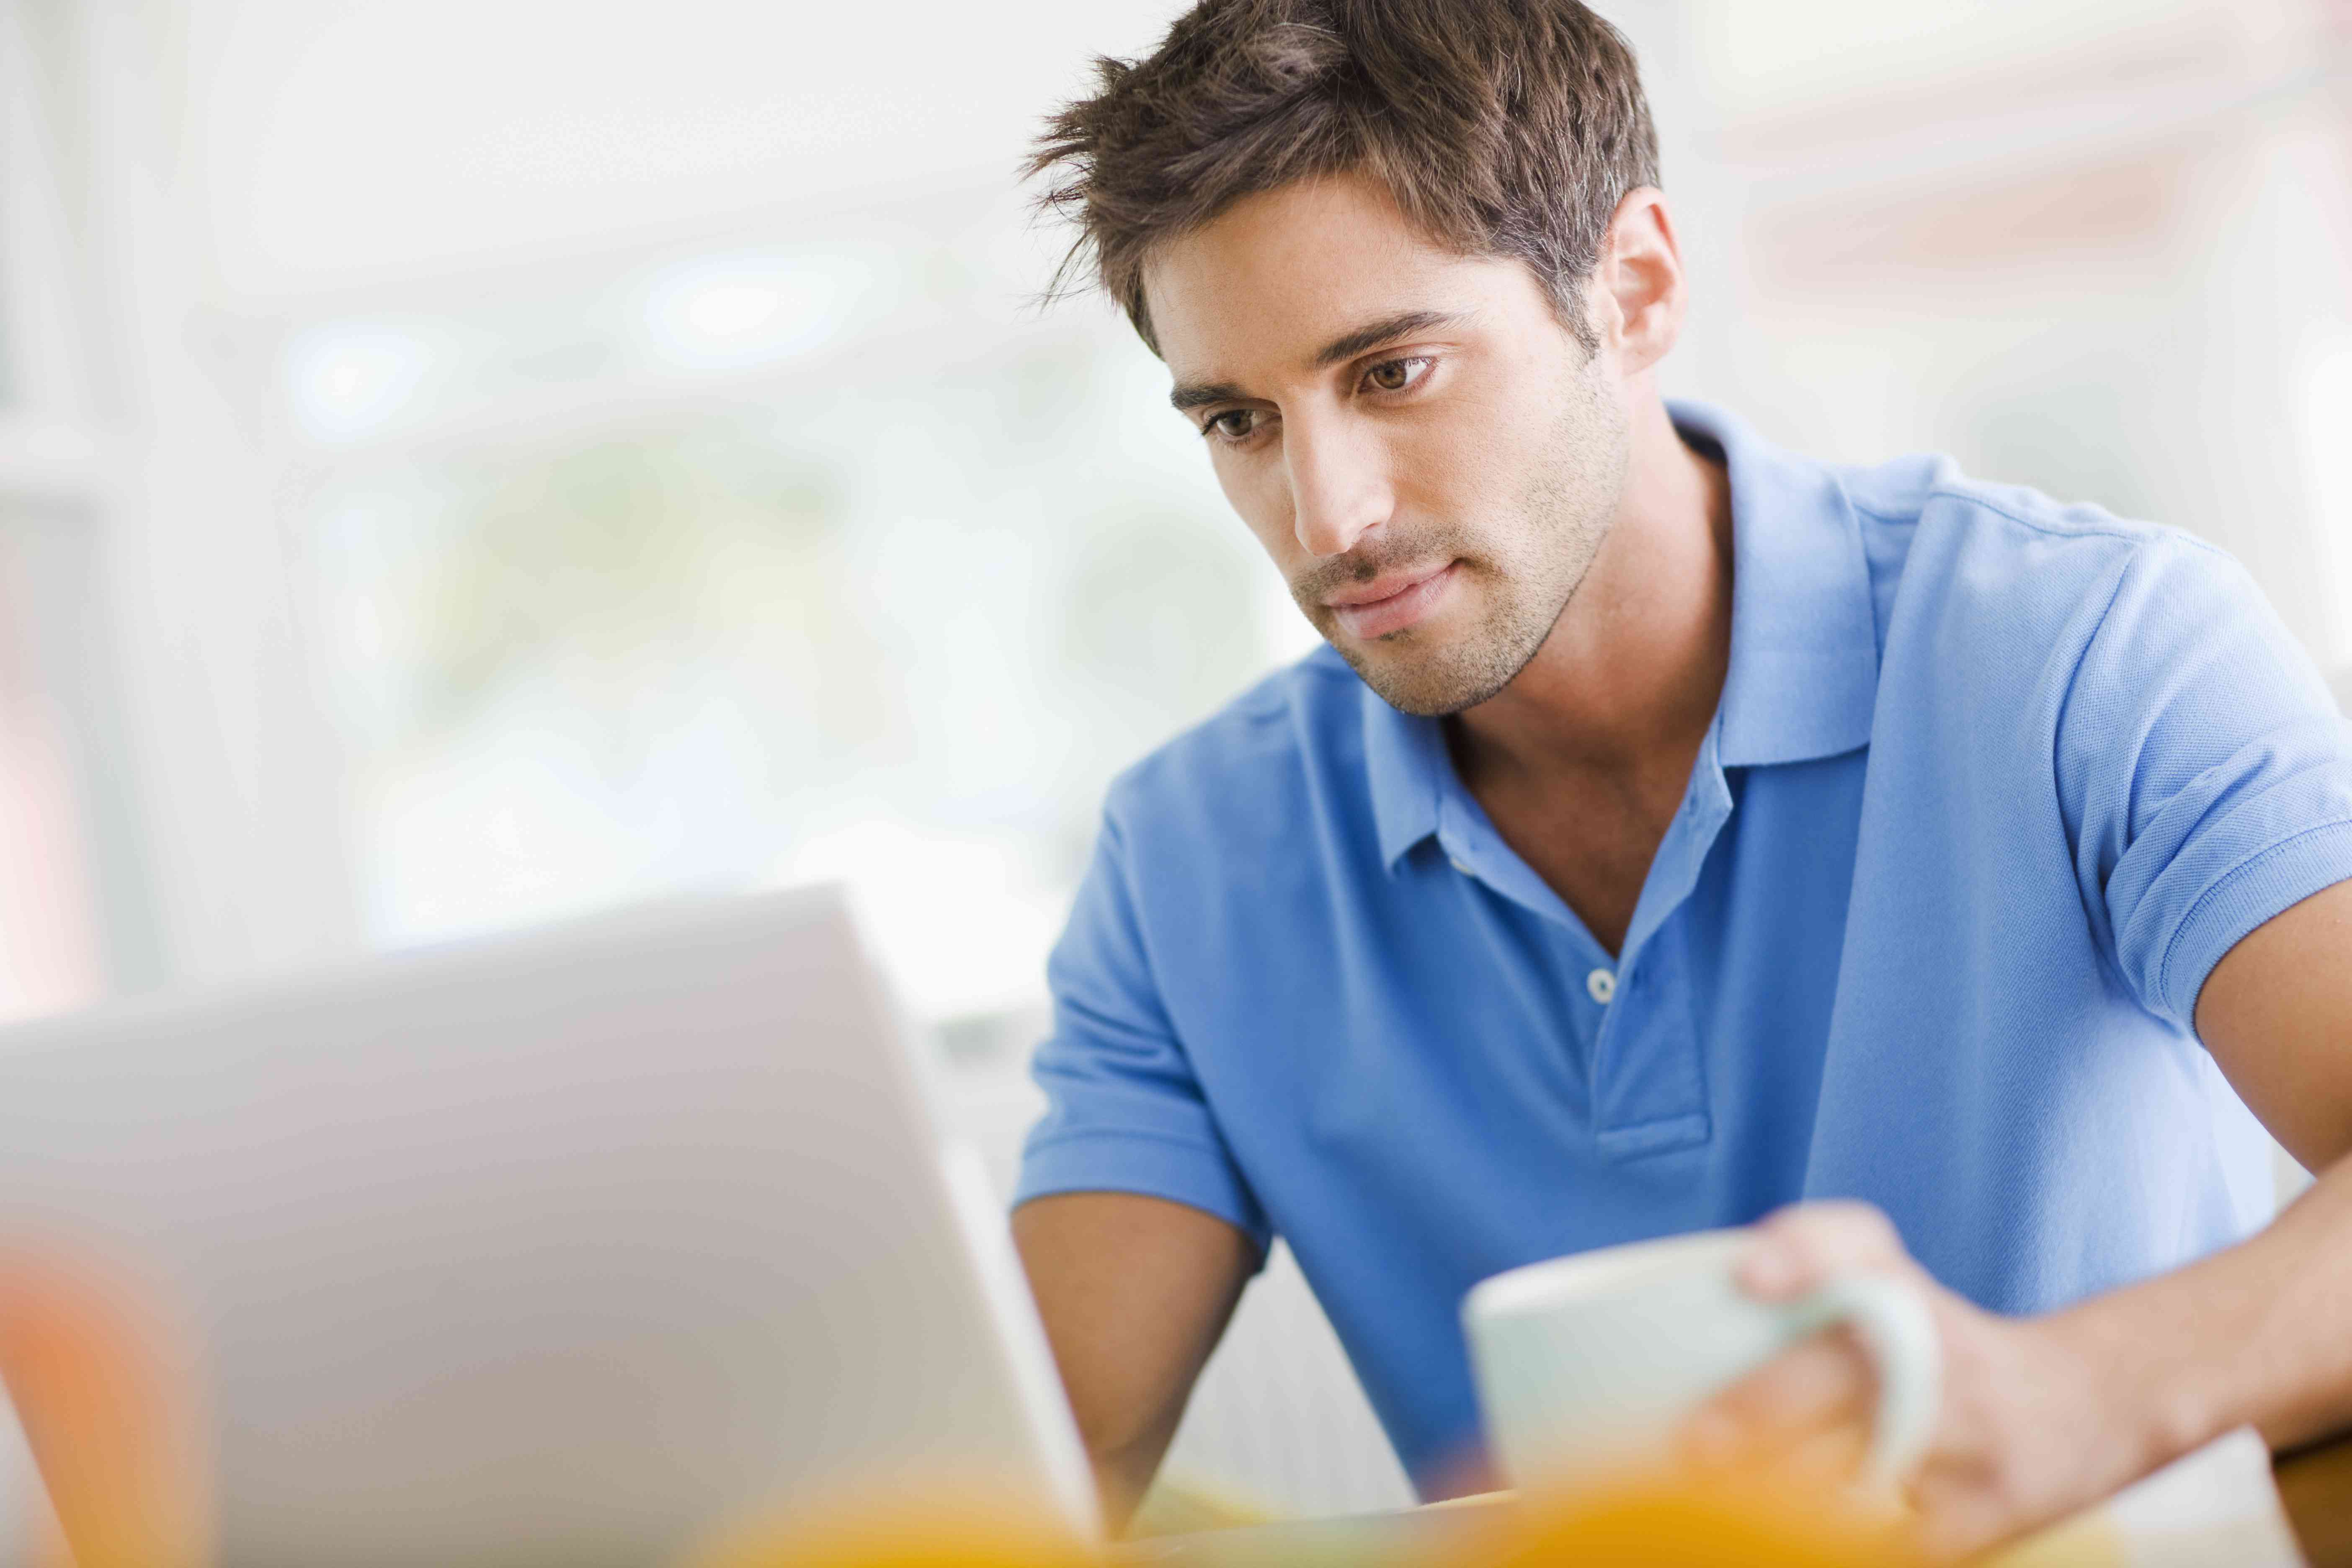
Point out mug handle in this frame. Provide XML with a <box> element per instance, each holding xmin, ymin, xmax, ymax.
<box><xmin>1781</xmin><ymin>1274</ymin><xmax>1944</xmax><ymax>1492</ymax></box>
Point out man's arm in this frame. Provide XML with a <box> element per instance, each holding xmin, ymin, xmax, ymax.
<box><xmin>2162</xmin><ymin>874</ymin><xmax>2352</xmax><ymax>1448</ymax></box>
<box><xmin>1013</xmin><ymin>1191</ymin><xmax>1258</xmax><ymax>1533</ymax></box>
<box><xmin>1689</xmin><ymin>879</ymin><xmax>2352</xmax><ymax>1560</ymax></box>
<box><xmin>2197</xmin><ymin>874</ymin><xmax>2352</xmax><ymax>1174</ymax></box>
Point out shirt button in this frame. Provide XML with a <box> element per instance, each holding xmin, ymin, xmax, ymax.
<box><xmin>1449</xmin><ymin>858</ymin><xmax>1473</xmax><ymax>875</ymax></box>
<box><xmin>1587</xmin><ymin>968</ymin><xmax>1617</xmax><ymax>1005</ymax></box>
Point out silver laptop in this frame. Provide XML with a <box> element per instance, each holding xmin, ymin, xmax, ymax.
<box><xmin>0</xmin><ymin>886</ymin><xmax>1097</xmax><ymax>1565</ymax></box>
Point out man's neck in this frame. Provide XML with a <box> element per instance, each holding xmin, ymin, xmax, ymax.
<box><xmin>1449</xmin><ymin>394</ymin><xmax>1735</xmax><ymax>787</ymax></box>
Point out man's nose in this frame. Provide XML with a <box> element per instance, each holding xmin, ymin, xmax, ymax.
<box><xmin>1284</xmin><ymin>416</ymin><xmax>1391</xmax><ymax>558</ymax></box>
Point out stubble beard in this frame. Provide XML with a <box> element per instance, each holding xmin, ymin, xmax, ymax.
<box><xmin>1305</xmin><ymin>362</ymin><xmax>1630</xmax><ymax>718</ymax></box>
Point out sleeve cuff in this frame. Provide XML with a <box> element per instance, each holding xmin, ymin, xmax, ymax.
<box><xmin>1014</xmin><ymin>1128</ymin><xmax>1274</xmax><ymax>1259</ymax></box>
<box><xmin>2158</xmin><ymin>817</ymin><xmax>2352</xmax><ymax>1029</ymax></box>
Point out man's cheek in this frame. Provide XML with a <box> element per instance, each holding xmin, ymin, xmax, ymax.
<box><xmin>1233</xmin><ymin>495</ymin><xmax>1305</xmax><ymax>573</ymax></box>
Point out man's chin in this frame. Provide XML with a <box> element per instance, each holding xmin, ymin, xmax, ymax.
<box><xmin>1329</xmin><ymin>632</ymin><xmax>1523</xmax><ymax>719</ymax></box>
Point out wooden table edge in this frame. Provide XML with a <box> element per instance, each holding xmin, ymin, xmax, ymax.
<box><xmin>2277</xmin><ymin>1431</ymin><xmax>2352</xmax><ymax>1568</ymax></box>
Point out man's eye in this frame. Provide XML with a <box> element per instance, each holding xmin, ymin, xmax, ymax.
<box><xmin>1362</xmin><ymin>357</ymin><xmax>1431</xmax><ymax>394</ymax></box>
<box><xmin>1202</xmin><ymin>409</ymin><xmax>1263</xmax><ymax>444</ymax></box>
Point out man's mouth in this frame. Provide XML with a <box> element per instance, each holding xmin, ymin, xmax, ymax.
<box><xmin>1324</xmin><ymin>562</ymin><xmax>1460</xmax><ymax>640</ymax></box>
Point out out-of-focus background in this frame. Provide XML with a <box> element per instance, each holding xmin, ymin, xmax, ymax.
<box><xmin>3</xmin><ymin>0</ymin><xmax>2348</xmax><ymax>1524</ymax></box>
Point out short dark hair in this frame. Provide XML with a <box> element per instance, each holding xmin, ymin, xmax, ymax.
<box><xmin>1026</xmin><ymin>0</ymin><xmax>1660</xmax><ymax>355</ymax></box>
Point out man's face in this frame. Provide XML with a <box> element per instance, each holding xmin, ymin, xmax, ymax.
<box><xmin>1143</xmin><ymin>171</ymin><xmax>1632</xmax><ymax>717</ymax></box>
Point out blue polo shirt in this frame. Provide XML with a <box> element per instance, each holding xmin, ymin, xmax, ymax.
<box><xmin>1014</xmin><ymin>400</ymin><xmax>2352</xmax><ymax>1496</ymax></box>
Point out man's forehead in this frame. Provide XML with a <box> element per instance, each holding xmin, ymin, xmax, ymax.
<box><xmin>1143</xmin><ymin>175</ymin><xmax>1447</xmax><ymax>362</ymax></box>
<box><xmin>1144</xmin><ymin>184</ymin><xmax>1517</xmax><ymax>395</ymax></box>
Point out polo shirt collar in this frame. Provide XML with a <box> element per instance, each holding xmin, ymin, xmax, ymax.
<box><xmin>1360</xmin><ymin>398</ymin><xmax>1881</xmax><ymax>870</ymax></box>
<box><xmin>1363</xmin><ymin>663</ymin><xmax>1453</xmax><ymax>870</ymax></box>
<box><xmin>1674</xmin><ymin>399</ymin><xmax>1880</xmax><ymax>769</ymax></box>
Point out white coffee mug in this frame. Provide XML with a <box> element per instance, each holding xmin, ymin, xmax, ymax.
<box><xmin>1462</xmin><ymin>1228</ymin><xmax>1942</xmax><ymax>1493</ymax></box>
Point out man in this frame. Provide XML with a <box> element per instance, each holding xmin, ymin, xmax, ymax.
<box><xmin>1006</xmin><ymin>1</ymin><xmax>2352</xmax><ymax>1556</ymax></box>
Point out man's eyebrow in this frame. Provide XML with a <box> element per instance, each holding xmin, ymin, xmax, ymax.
<box><xmin>1311</xmin><ymin>309</ymin><xmax>1469</xmax><ymax>369</ymax></box>
<box><xmin>1168</xmin><ymin>309</ymin><xmax>1472</xmax><ymax>414</ymax></box>
<box><xmin>1170</xmin><ymin>380</ymin><xmax>1248</xmax><ymax>414</ymax></box>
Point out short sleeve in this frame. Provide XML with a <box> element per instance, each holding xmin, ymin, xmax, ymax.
<box><xmin>2058</xmin><ymin>536</ymin><xmax>2352</xmax><ymax>1031</ymax></box>
<box><xmin>1013</xmin><ymin>805</ymin><xmax>1271</xmax><ymax>1253</ymax></box>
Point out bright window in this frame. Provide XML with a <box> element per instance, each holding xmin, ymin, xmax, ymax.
<box><xmin>295</xmin><ymin>188</ymin><xmax>1308</xmax><ymax>1026</ymax></box>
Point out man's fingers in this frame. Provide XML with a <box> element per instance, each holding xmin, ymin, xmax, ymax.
<box><xmin>1739</xmin><ymin>1201</ymin><xmax>1909</xmax><ymax>1299</ymax></box>
<box><xmin>1909</xmin><ymin>1478</ymin><xmax>2018</xmax><ymax>1565</ymax></box>
<box><xmin>1774</xmin><ymin>1417</ymin><xmax>1873</xmax><ymax>1490</ymax></box>
<box><xmin>1683</xmin><ymin>1327</ymin><xmax>1872</xmax><ymax>1464</ymax></box>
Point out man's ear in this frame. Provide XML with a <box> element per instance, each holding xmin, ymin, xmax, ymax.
<box><xmin>1594</xmin><ymin>187</ymin><xmax>1687</xmax><ymax>378</ymax></box>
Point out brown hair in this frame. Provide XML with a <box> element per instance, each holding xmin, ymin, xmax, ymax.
<box><xmin>1026</xmin><ymin>0</ymin><xmax>1660</xmax><ymax>356</ymax></box>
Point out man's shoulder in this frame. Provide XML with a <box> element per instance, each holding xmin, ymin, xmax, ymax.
<box><xmin>1101</xmin><ymin>643</ymin><xmax>1369</xmax><ymax>836</ymax></box>
<box><xmin>1831</xmin><ymin>446</ymin><xmax>2239</xmax><ymax>645</ymax></box>
<box><xmin>1839</xmin><ymin>448</ymin><xmax>2213</xmax><ymax>560</ymax></box>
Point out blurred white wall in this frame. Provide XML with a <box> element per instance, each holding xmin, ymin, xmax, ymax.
<box><xmin>1661</xmin><ymin>0</ymin><xmax>2352</xmax><ymax>673</ymax></box>
<box><xmin>3</xmin><ymin>0</ymin><xmax>2349</xmax><ymax>1525</ymax></box>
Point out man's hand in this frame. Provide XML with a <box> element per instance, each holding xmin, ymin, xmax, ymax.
<box><xmin>1686</xmin><ymin>884</ymin><xmax>2352</xmax><ymax>1558</ymax></box>
<box><xmin>1681</xmin><ymin>1202</ymin><xmax>2183</xmax><ymax>1562</ymax></box>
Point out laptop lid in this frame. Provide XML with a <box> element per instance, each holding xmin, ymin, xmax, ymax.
<box><xmin>0</xmin><ymin>886</ymin><xmax>1096</xmax><ymax>1565</ymax></box>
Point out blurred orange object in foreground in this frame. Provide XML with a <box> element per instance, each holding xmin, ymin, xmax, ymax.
<box><xmin>684</xmin><ymin>1468</ymin><xmax>1921</xmax><ymax>1568</ymax></box>
<box><xmin>0</xmin><ymin>1248</ymin><xmax>207</xmax><ymax>1568</ymax></box>
<box><xmin>1461</xmin><ymin>1473</ymin><xmax>1921</xmax><ymax>1568</ymax></box>
<box><xmin>684</xmin><ymin>1491</ymin><xmax>1102</xmax><ymax>1568</ymax></box>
